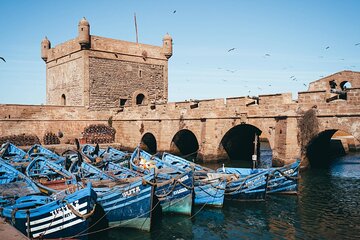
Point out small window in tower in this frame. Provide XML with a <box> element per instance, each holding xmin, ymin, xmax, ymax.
<box><xmin>139</xmin><ymin>70</ymin><xmax>142</xmax><ymax>78</ymax></box>
<box><xmin>61</xmin><ymin>94</ymin><xmax>66</xmax><ymax>106</ymax></box>
<box><xmin>120</xmin><ymin>99</ymin><xmax>127</xmax><ymax>107</ymax></box>
<box><xmin>136</xmin><ymin>94</ymin><xmax>145</xmax><ymax>105</ymax></box>
<box><xmin>81</xmin><ymin>28</ymin><xmax>84</xmax><ymax>31</ymax></box>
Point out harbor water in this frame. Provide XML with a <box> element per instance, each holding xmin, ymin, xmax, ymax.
<box><xmin>93</xmin><ymin>148</ymin><xmax>360</xmax><ymax>240</ymax></box>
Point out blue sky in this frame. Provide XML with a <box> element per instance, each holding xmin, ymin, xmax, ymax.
<box><xmin>0</xmin><ymin>1</ymin><xmax>359</xmax><ymax>104</ymax></box>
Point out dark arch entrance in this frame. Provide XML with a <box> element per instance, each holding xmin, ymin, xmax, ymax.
<box><xmin>306</xmin><ymin>129</ymin><xmax>357</xmax><ymax>168</ymax></box>
<box><xmin>170</xmin><ymin>129</ymin><xmax>199</xmax><ymax>159</ymax></box>
<box><xmin>61</xmin><ymin>94</ymin><xmax>66</xmax><ymax>106</ymax></box>
<box><xmin>220</xmin><ymin>124</ymin><xmax>262</xmax><ymax>166</ymax></box>
<box><xmin>140</xmin><ymin>132</ymin><xmax>157</xmax><ymax>154</ymax></box>
<box><xmin>136</xmin><ymin>94</ymin><xmax>145</xmax><ymax>105</ymax></box>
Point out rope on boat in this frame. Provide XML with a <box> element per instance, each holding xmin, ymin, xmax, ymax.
<box><xmin>222</xmin><ymin>172</ymin><xmax>269</xmax><ymax>194</ymax></box>
<box><xmin>180</xmin><ymin>150</ymin><xmax>199</xmax><ymax>159</ymax></box>
<box><xmin>26</xmin><ymin>209</ymin><xmax>30</xmax><ymax>239</ymax></box>
<box><xmin>268</xmin><ymin>165</ymin><xmax>300</xmax><ymax>181</ymax></box>
<box><xmin>176</xmin><ymin>178</ymin><xmax>195</xmax><ymax>190</ymax></box>
<box><xmin>196</xmin><ymin>181</ymin><xmax>226</xmax><ymax>198</ymax></box>
<box><xmin>155</xmin><ymin>179</ymin><xmax>178</xmax><ymax>198</ymax></box>
<box><xmin>64</xmin><ymin>200</ymin><xmax>97</xmax><ymax>220</ymax></box>
<box><xmin>69</xmin><ymin>196</ymin><xmax>162</xmax><ymax>239</ymax></box>
<box><xmin>11</xmin><ymin>208</ymin><xmax>17</xmax><ymax>225</ymax></box>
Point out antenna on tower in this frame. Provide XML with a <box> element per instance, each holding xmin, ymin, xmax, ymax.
<box><xmin>134</xmin><ymin>13</ymin><xmax>139</xmax><ymax>44</ymax></box>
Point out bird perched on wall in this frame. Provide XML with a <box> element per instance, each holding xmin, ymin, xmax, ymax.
<box><xmin>227</xmin><ymin>48</ymin><xmax>235</xmax><ymax>52</ymax></box>
<box><xmin>0</xmin><ymin>57</ymin><xmax>5</xmax><ymax>62</ymax></box>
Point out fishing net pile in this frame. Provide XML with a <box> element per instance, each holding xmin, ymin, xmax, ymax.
<box><xmin>0</xmin><ymin>134</ymin><xmax>40</xmax><ymax>146</ymax></box>
<box><xmin>83</xmin><ymin>124</ymin><xmax>116</xmax><ymax>144</ymax></box>
<box><xmin>43</xmin><ymin>132</ymin><xmax>60</xmax><ymax>145</ymax></box>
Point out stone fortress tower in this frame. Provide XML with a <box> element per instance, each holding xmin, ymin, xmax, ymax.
<box><xmin>41</xmin><ymin>17</ymin><xmax>172</xmax><ymax>109</ymax></box>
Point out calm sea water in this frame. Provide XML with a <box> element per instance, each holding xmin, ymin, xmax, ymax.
<box><xmin>92</xmin><ymin>149</ymin><xmax>360</xmax><ymax>240</ymax></box>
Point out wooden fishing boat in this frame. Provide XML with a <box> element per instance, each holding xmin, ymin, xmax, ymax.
<box><xmin>102</xmin><ymin>147</ymin><xmax>130</xmax><ymax>166</ymax></box>
<box><xmin>161</xmin><ymin>152</ymin><xmax>226</xmax><ymax>207</ymax></box>
<box><xmin>25</xmin><ymin>156</ymin><xmax>79</xmax><ymax>195</ymax></box>
<box><xmin>27</xmin><ymin>144</ymin><xmax>66</xmax><ymax>162</ymax></box>
<box><xmin>217</xmin><ymin>160</ymin><xmax>300</xmax><ymax>194</ymax></box>
<box><xmin>130</xmin><ymin>147</ymin><xmax>194</xmax><ymax>215</ymax></box>
<box><xmin>81</xmin><ymin>144</ymin><xmax>105</xmax><ymax>163</ymax></box>
<box><xmin>68</xmin><ymin>155</ymin><xmax>157</xmax><ymax>232</ymax></box>
<box><xmin>1</xmin><ymin>183</ymin><xmax>97</xmax><ymax>239</ymax></box>
<box><xmin>0</xmin><ymin>142</ymin><xmax>30</xmax><ymax>171</ymax></box>
<box><xmin>220</xmin><ymin>170</ymin><xmax>269</xmax><ymax>201</ymax></box>
<box><xmin>0</xmin><ymin>158</ymin><xmax>41</xmax><ymax>207</ymax></box>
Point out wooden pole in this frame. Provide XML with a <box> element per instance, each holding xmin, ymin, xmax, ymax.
<box><xmin>252</xmin><ymin>133</ymin><xmax>258</xmax><ymax>169</ymax></box>
<box><xmin>134</xmin><ymin>13</ymin><xmax>138</xmax><ymax>43</ymax></box>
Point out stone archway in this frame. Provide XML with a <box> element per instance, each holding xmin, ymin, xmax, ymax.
<box><xmin>170</xmin><ymin>129</ymin><xmax>199</xmax><ymax>159</ymax></box>
<box><xmin>306</xmin><ymin>129</ymin><xmax>359</xmax><ymax>168</ymax></box>
<box><xmin>132</xmin><ymin>89</ymin><xmax>148</xmax><ymax>106</ymax></box>
<box><xmin>219</xmin><ymin>124</ymin><xmax>263</xmax><ymax>167</ymax></box>
<box><xmin>140</xmin><ymin>132</ymin><xmax>157</xmax><ymax>154</ymax></box>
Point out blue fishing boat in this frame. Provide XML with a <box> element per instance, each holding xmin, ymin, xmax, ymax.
<box><xmin>161</xmin><ymin>152</ymin><xmax>226</xmax><ymax>207</ymax></box>
<box><xmin>0</xmin><ymin>158</ymin><xmax>41</xmax><ymax>207</ymax></box>
<box><xmin>217</xmin><ymin>160</ymin><xmax>300</xmax><ymax>194</ymax></box>
<box><xmin>0</xmin><ymin>142</ymin><xmax>30</xmax><ymax>170</ymax></box>
<box><xmin>130</xmin><ymin>147</ymin><xmax>193</xmax><ymax>215</ymax></box>
<box><xmin>102</xmin><ymin>147</ymin><xmax>130</xmax><ymax>166</ymax></box>
<box><xmin>1</xmin><ymin>183</ymin><xmax>97</xmax><ymax>239</ymax></box>
<box><xmin>27</xmin><ymin>144</ymin><xmax>66</xmax><ymax>162</ymax></box>
<box><xmin>81</xmin><ymin>144</ymin><xmax>106</xmax><ymax>163</ymax></box>
<box><xmin>221</xmin><ymin>170</ymin><xmax>269</xmax><ymax>201</ymax></box>
<box><xmin>68</xmin><ymin>155</ymin><xmax>157</xmax><ymax>232</ymax></box>
<box><xmin>25</xmin><ymin>156</ymin><xmax>79</xmax><ymax>195</ymax></box>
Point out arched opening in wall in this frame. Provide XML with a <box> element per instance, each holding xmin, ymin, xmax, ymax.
<box><xmin>61</xmin><ymin>94</ymin><xmax>66</xmax><ymax>106</ymax></box>
<box><xmin>340</xmin><ymin>81</ymin><xmax>352</xmax><ymax>91</ymax></box>
<box><xmin>170</xmin><ymin>129</ymin><xmax>199</xmax><ymax>160</ymax></box>
<box><xmin>306</xmin><ymin>129</ymin><xmax>359</xmax><ymax>168</ymax></box>
<box><xmin>140</xmin><ymin>132</ymin><xmax>157</xmax><ymax>154</ymax></box>
<box><xmin>136</xmin><ymin>94</ymin><xmax>145</xmax><ymax>105</ymax></box>
<box><xmin>219</xmin><ymin>124</ymin><xmax>263</xmax><ymax>167</ymax></box>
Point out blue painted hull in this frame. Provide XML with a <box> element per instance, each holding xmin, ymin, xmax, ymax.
<box><xmin>266</xmin><ymin>160</ymin><xmax>300</xmax><ymax>194</ymax></box>
<box><xmin>68</xmin><ymin>159</ymin><xmax>156</xmax><ymax>231</ymax></box>
<box><xmin>194</xmin><ymin>180</ymin><xmax>226</xmax><ymax>207</ymax></box>
<box><xmin>161</xmin><ymin>152</ymin><xmax>226</xmax><ymax>207</ymax></box>
<box><xmin>155</xmin><ymin>171</ymin><xmax>193</xmax><ymax>215</ymax></box>
<box><xmin>1</xmin><ymin>185</ymin><xmax>97</xmax><ymax>239</ymax></box>
<box><xmin>0</xmin><ymin>158</ymin><xmax>41</xmax><ymax>207</ymax></box>
<box><xmin>94</xmin><ymin>174</ymin><xmax>155</xmax><ymax>231</ymax></box>
<box><xmin>224</xmin><ymin>171</ymin><xmax>269</xmax><ymax>201</ymax></box>
<box><xmin>130</xmin><ymin>148</ymin><xmax>193</xmax><ymax>215</ymax></box>
<box><xmin>27</xmin><ymin>144</ymin><xmax>65</xmax><ymax>162</ymax></box>
<box><xmin>218</xmin><ymin>160</ymin><xmax>300</xmax><ymax>195</ymax></box>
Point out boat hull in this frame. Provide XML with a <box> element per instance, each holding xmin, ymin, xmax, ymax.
<box><xmin>194</xmin><ymin>180</ymin><xmax>226</xmax><ymax>207</ymax></box>
<box><xmin>95</xmin><ymin>174</ymin><xmax>155</xmax><ymax>232</ymax></box>
<box><xmin>1</xmin><ymin>186</ymin><xmax>97</xmax><ymax>239</ymax></box>
<box><xmin>224</xmin><ymin>171</ymin><xmax>269</xmax><ymax>201</ymax></box>
<box><xmin>155</xmin><ymin>171</ymin><xmax>193</xmax><ymax>216</ymax></box>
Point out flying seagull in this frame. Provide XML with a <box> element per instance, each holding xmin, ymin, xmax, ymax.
<box><xmin>303</xmin><ymin>83</ymin><xmax>307</xmax><ymax>87</ymax></box>
<box><xmin>173</xmin><ymin>10</ymin><xmax>176</xmax><ymax>14</ymax></box>
<box><xmin>325</xmin><ymin>46</ymin><xmax>330</xmax><ymax>49</ymax></box>
<box><xmin>227</xmin><ymin>48</ymin><xmax>235</xmax><ymax>52</ymax></box>
<box><xmin>264</xmin><ymin>53</ymin><xmax>271</xmax><ymax>57</ymax></box>
<box><xmin>0</xmin><ymin>57</ymin><xmax>5</xmax><ymax>62</ymax></box>
<box><xmin>355</xmin><ymin>43</ymin><xmax>360</xmax><ymax>46</ymax></box>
